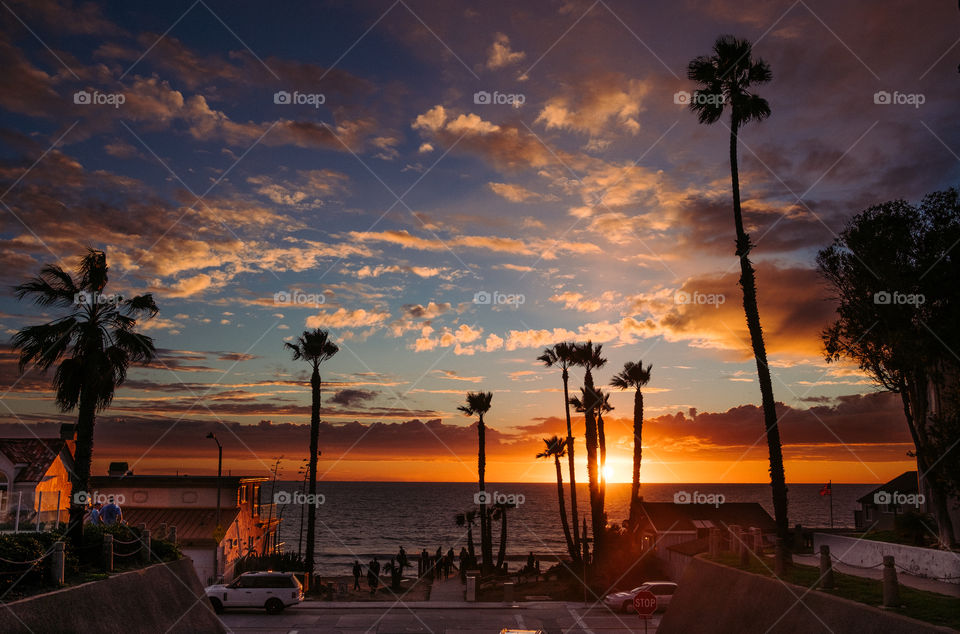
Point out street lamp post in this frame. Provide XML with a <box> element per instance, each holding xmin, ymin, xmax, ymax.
<box><xmin>205</xmin><ymin>432</ymin><xmax>223</xmax><ymax>580</ymax></box>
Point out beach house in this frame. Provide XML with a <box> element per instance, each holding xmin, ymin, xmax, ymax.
<box><xmin>634</xmin><ymin>499</ymin><xmax>777</xmax><ymax>556</ymax></box>
<box><xmin>90</xmin><ymin>468</ymin><xmax>279</xmax><ymax>584</ymax></box>
<box><xmin>0</xmin><ymin>426</ymin><xmax>75</xmax><ymax>529</ymax></box>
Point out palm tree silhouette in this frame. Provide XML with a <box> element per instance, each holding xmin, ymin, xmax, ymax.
<box><xmin>686</xmin><ymin>35</ymin><xmax>788</xmax><ymax>541</ymax></box>
<box><xmin>595</xmin><ymin>389</ymin><xmax>613</xmax><ymax>502</ymax></box>
<box><xmin>12</xmin><ymin>249</ymin><xmax>158</xmax><ymax>548</ymax></box>
<box><xmin>610</xmin><ymin>361</ymin><xmax>652</xmax><ymax>530</ymax></box>
<box><xmin>285</xmin><ymin>328</ymin><xmax>338</xmax><ymax>582</ymax></box>
<box><xmin>458</xmin><ymin>390</ymin><xmax>494</xmax><ymax>573</ymax></box>
<box><xmin>455</xmin><ymin>510</ymin><xmax>478</xmax><ymax>561</ymax></box>
<box><xmin>537</xmin><ymin>436</ymin><xmax>577</xmax><ymax>561</ymax></box>
<box><xmin>537</xmin><ymin>342</ymin><xmax>582</xmax><ymax>560</ymax></box>
<box><xmin>572</xmin><ymin>341</ymin><xmax>606</xmax><ymax>563</ymax></box>
<box><xmin>492</xmin><ymin>500</ymin><xmax>515</xmax><ymax>571</ymax></box>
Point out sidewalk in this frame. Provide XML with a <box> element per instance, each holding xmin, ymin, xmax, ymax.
<box><xmin>792</xmin><ymin>553</ymin><xmax>960</xmax><ymax>597</ymax></box>
<box><xmin>428</xmin><ymin>575</ymin><xmax>465</xmax><ymax>602</ymax></box>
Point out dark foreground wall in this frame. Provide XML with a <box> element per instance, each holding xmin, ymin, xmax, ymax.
<box><xmin>0</xmin><ymin>558</ymin><xmax>226</xmax><ymax>634</ymax></box>
<box><xmin>658</xmin><ymin>556</ymin><xmax>950</xmax><ymax>634</ymax></box>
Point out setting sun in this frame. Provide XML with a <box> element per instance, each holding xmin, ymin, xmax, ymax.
<box><xmin>602</xmin><ymin>464</ymin><xmax>617</xmax><ymax>483</ymax></box>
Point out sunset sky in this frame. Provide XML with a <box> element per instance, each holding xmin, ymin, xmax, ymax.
<box><xmin>1</xmin><ymin>0</ymin><xmax>957</xmax><ymax>485</ymax></box>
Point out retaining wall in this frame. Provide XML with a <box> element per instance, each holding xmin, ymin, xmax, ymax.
<box><xmin>0</xmin><ymin>558</ymin><xmax>225</xmax><ymax>634</ymax></box>
<box><xmin>813</xmin><ymin>533</ymin><xmax>960</xmax><ymax>584</ymax></box>
<box><xmin>658</xmin><ymin>556</ymin><xmax>952</xmax><ymax>634</ymax></box>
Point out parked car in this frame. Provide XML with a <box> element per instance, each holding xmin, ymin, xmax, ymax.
<box><xmin>603</xmin><ymin>581</ymin><xmax>677</xmax><ymax>613</ymax></box>
<box><xmin>205</xmin><ymin>571</ymin><xmax>303</xmax><ymax>614</ymax></box>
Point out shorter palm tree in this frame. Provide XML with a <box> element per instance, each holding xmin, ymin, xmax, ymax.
<box><xmin>611</xmin><ymin>361</ymin><xmax>652</xmax><ymax>530</ymax></box>
<box><xmin>492</xmin><ymin>501</ymin><xmax>515</xmax><ymax>571</ymax></box>
<box><xmin>459</xmin><ymin>391</ymin><xmax>494</xmax><ymax>573</ymax></box>
<box><xmin>455</xmin><ymin>510</ymin><xmax>478</xmax><ymax>561</ymax></box>
<box><xmin>285</xmin><ymin>329</ymin><xmax>338</xmax><ymax>581</ymax></box>
<box><xmin>537</xmin><ymin>436</ymin><xmax>578</xmax><ymax>561</ymax></box>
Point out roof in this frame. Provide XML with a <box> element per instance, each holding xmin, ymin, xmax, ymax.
<box><xmin>857</xmin><ymin>471</ymin><xmax>919</xmax><ymax>504</ymax></box>
<box><xmin>637</xmin><ymin>502</ymin><xmax>776</xmax><ymax>534</ymax></box>
<box><xmin>90</xmin><ymin>474</ymin><xmax>267</xmax><ymax>488</ymax></box>
<box><xmin>121</xmin><ymin>507</ymin><xmax>241</xmax><ymax>547</ymax></box>
<box><xmin>0</xmin><ymin>438</ymin><xmax>69</xmax><ymax>482</ymax></box>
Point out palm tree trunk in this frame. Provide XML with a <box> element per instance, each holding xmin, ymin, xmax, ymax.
<box><xmin>554</xmin><ymin>456</ymin><xmax>577</xmax><ymax>560</ymax></box>
<box><xmin>562</xmin><ymin>368</ymin><xmax>581</xmax><ymax>558</ymax></box>
<box><xmin>305</xmin><ymin>365</ymin><xmax>321</xmax><ymax>582</ymax></box>
<box><xmin>629</xmin><ymin>389</ymin><xmax>643</xmax><ymax>531</ymax></box>
<box><xmin>496</xmin><ymin>509</ymin><xmax>507</xmax><ymax>570</ymax></box>
<box><xmin>478</xmin><ymin>417</ymin><xmax>492</xmax><ymax>573</ymax></box>
<box><xmin>730</xmin><ymin>116</ymin><xmax>789</xmax><ymax>541</ymax></box>
<box><xmin>598</xmin><ymin>412</ymin><xmax>607</xmax><ymax>501</ymax></box>
<box><xmin>583</xmin><ymin>371</ymin><xmax>603</xmax><ymax>563</ymax></box>
<box><xmin>68</xmin><ymin>387</ymin><xmax>97</xmax><ymax>550</ymax></box>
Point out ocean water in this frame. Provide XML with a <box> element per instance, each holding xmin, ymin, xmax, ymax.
<box><xmin>265</xmin><ymin>482</ymin><xmax>874</xmax><ymax>574</ymax></box>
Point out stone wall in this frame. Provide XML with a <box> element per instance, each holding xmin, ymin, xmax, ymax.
<box><xmin>814</xmin><ymin>532</ymin><xmax>960</xmax><ymax>584</ymax></box>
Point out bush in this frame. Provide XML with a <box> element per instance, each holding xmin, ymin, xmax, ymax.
<box><xmin>894</xmin><ymin>511</ymin><xmax>938</xmax><ymax>547</ymax></box>
<box><xmin>234</xmin><ymin>552</ymin><xmax>307</xmax><ymax>576</ymax></box>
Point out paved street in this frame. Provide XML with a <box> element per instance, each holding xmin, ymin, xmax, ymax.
<box><xmin>220</xmin><ymin>603</ymin><xmax>662</xmax><ymax>633</ymax></box>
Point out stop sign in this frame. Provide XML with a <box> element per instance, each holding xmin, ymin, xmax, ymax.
<box><xmin>633</xmin><ymin>590</ymin><xmax>657</xmax><ymax>617</ymax></box>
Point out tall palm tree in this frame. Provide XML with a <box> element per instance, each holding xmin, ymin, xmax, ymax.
<box><xmin>455</xmin><ymin>510</ymin><xmax>477</xmax><ymax>561</ymax></box>
<box><xmin>537</xmin><ymin>342</ymin><xmax>581</xmax><ymax>557</ymax></box>
<box><xmin>537</xmin><ymin>436</ymin><xmax>577</xmax><ymax>561</ymax></box>
<box><xmin>285</xmin><ymin>329</ymin><xmax>338</xmax><ymax>582</ymax></box>
<box><xmin>595</xmin><ymin>390</ymin><xmax>613</xmax><ymax>504</ymax></box>
<box><xmin>459</xmin><ymin>391</ymin><xmax>494</xmax><ymax>573</ymax></box>
<box><xmin>687</xmin><ymin>35</ymin><xmax>788</xmax><ymax>540</ymax></box>
<box><xmin>611</xmin><ymin>361</ymin><xmax>653</xmax><ymax>530</ymax></box>
<box><xmin>12</xmin><ymin>249</ymin><xmax>158</xmax><ymax>548</ymax></box>
<box><xmin>572</xmin><ymin>341</ymin><xmax>606</xmax><ymax>562</ymax></box>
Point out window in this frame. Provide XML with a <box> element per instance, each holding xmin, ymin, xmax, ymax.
<box><xmin>654</xmin><ymin>585</ymin><xmax>676</xmax><ymax>596</ymax></box>
<box><xmin>239</xmin><ymin>486</ymin><xmax>247</xmax><ymax>504</ymax></box>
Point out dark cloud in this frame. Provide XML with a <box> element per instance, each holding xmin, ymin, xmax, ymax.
<box><xmin>330</xmin><ymin>389</ymin><xmax>377</xmax><ymax>407</ymax></box>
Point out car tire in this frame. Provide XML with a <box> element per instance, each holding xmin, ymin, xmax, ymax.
<box><xmin>265</xmin><ymin>598</ymin><xmax>285</xmax><ymax>614</ymax></box>
<box><xmin>209</xmin><ymin>598</ymin><xmax>224</xmax><ymax>615</ymax></box>
<box><xmin>622</xmin><ymin>600</ymin><xmax>634</xmax><ymax>613</ymax></box>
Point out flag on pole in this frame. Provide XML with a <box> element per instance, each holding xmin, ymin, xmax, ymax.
<box><xmin>819</xmin><ymin>482</ymin><xmax>832</xmax><ymax>496</ymax></box>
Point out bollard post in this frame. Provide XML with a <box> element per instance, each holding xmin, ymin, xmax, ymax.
<box><xmin>819</xmin><ymin>545</ymin><xmax>834</xmax><ymax>589</ymax></box>
<box><xmin>882</xmin><ymin>556</ymin><xmax>900</xmax><ymax>608</ymax></box>
<box><xmin>503</xmin><ymin>581</ymin><xmax>514</xmax><ymax>603</ymax></box>
<box><xmin>465</xmin><ymin>571</ymin><xmax>477</xmax><ymax>602</ymax></box>
<box><xmin>142</xmin><ymin>529</ymin><xmax>152</xmax><ymax>565</ymax></box>
<box><xmin>708</xmin><ymin>528</ymin><xmax>720</xmax><ymax>558</ymax></box>
<box><xmin>774</xmin><ymin>538</ymin><xmax>786</xmax><ymax>576</ymax></box>
<box><xmin>103</xmin><ymin>534</ymin><xmax>114</xmax><ymax>572</ymax></box>
<box><xmin>50</xmin><ymin>541</ymin><xmax>65</xmax><ymax>585</ymax></box>
<box><xmin>728</xmin><ymin>525</ymin><xmax>741</xmax><ymax>554</ymax></box>
<box><xmin>168</xmin><ymin>526</ymin><xmax>177</xmax><ymax>543</ymax></box>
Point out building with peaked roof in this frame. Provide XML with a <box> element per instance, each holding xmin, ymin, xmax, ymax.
<box><xmin>854</xmin><ymin>471</ymin><xmax>925</xmax><ymax>531</ymax></box>
<box><xmin>90</xmin><ymin>473</ymin><xmax>279</xmax><ymax>585</ymax></box>
<box><xmin>634</xmin><ymin>500</ymin><xmax>777</xmax><ymax>556</ymax></box>
<box><xmin>0</xmin><ymin>434</ymin><xmax>74</xmax><ymax>529</ymax></box>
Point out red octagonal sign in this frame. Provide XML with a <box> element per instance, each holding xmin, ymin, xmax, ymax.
<box><xmin>633</xmin><ymin>590</ymin><xmax>657</xmax><ymax>617</ymax></box>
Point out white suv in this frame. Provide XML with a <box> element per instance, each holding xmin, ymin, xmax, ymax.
<box><xmin>206</xmin><ymin>571</ymin><xmax>303</xmax><ymax>614</ymax></box>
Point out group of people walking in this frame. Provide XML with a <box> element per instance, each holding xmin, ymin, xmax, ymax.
<box><xmin>350</xmin><ymin>544</ymin><xmax>469</xmax><ymax>595</ymax></box>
